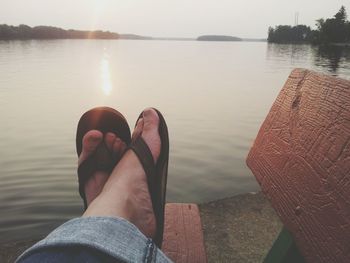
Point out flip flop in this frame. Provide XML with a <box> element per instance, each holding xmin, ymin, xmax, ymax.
<box><xmin>129</xmin><ymin>108</ymin><xmax>169</xmax><ymax>248</ymax></box>
<box><xmin>76</xmin><ymin>107</ymin><xmax>131</xmax><ymax>209</ymax></box>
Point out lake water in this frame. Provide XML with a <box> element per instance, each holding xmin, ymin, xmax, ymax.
<box><xmin>0</xmin><ymin>40</ymin><xmax>349</xmax><ymax>243</ymax></box>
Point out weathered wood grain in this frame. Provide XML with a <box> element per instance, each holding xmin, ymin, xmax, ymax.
<box><xmin>162</xmin><ymin>203</ymin><xmax>207</xmax><ymax>263</ymax></box>
<box><xmin>247</xmin><ymin>68</ymin><xmax>350</xmax><ymax>263</ymax></box>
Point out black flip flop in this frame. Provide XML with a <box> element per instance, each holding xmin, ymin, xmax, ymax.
<box><xmin>76</xmin><ymin>107</ymin><xmax>131</xmax><ymax>209</ymax></box>
<box><xmin>129</xmin><ymin>108</ymin><xmax>169</xmax><ymax>248</ymax></box>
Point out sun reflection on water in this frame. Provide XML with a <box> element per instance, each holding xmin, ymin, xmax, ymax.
<box><xmin>100</xmin><ymin>56</ymin><xmax>112</xmax><ymax>95</ymax></box>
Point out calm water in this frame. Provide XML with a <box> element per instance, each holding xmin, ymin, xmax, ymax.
<box><xmin>0</xmin><ymin>40</ymin><xmax>349</xmax><ymax>243</ymax></box>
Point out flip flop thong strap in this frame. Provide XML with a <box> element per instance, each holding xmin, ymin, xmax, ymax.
<box><xmin>128</xmin><ymin>137</ymin><xmax>156</xmax><ymax>190</ymax></box>
<box><xmin>77</xmin><ymin>144</ymin><xmax>114</xmax><ymax>209</ymax></box>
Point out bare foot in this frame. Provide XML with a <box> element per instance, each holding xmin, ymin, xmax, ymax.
<box><xmin>78</xmin><ymin>130</ymin><xmax>127</xmax><ymax>206</ymax></box>
<box><xmin>83</xmin><ymin>108</ymin><xmax>161</xmax><ymax>239</ymax></box>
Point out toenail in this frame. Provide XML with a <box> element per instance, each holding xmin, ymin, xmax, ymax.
<box><xmin>143</xmin><ymin>108</ymin><xmax>153</xmax><ymax>118</ymax></box>
<box><xmin>90</xmin><ymin>136</ymin><xmax>101</xmax><ymax>142</ymax></box>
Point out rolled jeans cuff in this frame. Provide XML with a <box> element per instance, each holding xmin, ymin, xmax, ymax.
<box><xmin>16</xmin><ymin>216</ymin><xmax>171</xmax><ymax>263</ymax></box>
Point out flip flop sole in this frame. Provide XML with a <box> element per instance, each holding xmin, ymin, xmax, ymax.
<box><xmin>76</xmin><ymin>107</ymin><xmax>131</xmax><ymax>155</ymax></box>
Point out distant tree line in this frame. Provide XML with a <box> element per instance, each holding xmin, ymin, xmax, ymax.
<box><xmin>268</xmin><ymin>6</ymin><xmax>350</xmax><ymax>44</ymax></box>
<box><xmin>0</xmin><ymin>24</ymin><xmax>119</xmax><ymax>40</ymax></box>
<box><xmin>197</xmin><ymin>35</ymin><xmax>242</xmax><ymax>41</ymax></box>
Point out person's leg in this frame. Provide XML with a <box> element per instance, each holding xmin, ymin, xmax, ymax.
<box><xmin>79</xmin><ymin>130</ymin><xmax>126</xmax><ymax>206</ymax></box>
<box><xmin>83</xmin><ymin>108</ymin><xmax>160</xmax><ymax>239</ymax></box>
<box><xmin>16</xmin><ymin>130</ymin><xmax>127</xmax><ymax>263</ymax></box>
<box><xmin>17</xmin><ymin>109</ymin><xmax>172</xmax><ymax>263</ymax></box>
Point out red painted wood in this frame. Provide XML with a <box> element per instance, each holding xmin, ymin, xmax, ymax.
<box><xmin>162</xmin><ymin>203</ymin><xmax>207</xmax><ymax>263</ymax></box>
<box><xmin>247</xmin><ymin>69</ymin><xmax>350</xmax><ymax>263</ymax></box>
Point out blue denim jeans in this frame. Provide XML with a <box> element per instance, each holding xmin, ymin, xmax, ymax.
<box><xmin>16</xmin><ymin>217</ymin><xmax>172</xmax><ymax>263</ymax></box>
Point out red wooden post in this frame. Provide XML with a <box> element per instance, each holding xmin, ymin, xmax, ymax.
<box><xmin>247</xmin><ymin>69</ymin><xmax>350</xmax><ymax>263</ymax></box>
<box><xmin>162</xmin><ymin>203</ymin><xmax>207</xmax><ymax>263</ymax></box>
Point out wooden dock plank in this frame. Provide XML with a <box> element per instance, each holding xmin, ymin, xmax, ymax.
<box><xmin>247</xmin><ymin>69</ymin><xmax>350</xmax><ymax>263</ymax></box>
<box><xmin>162</xmin><ymin>203</ymin><xmax>207</xmax><ymax>263</ymax></box>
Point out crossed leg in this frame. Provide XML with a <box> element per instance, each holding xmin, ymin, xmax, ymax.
<box><xmin>81</xmin><ymin>108</ymin><xmax>161</xmax><ymax>239</ymax></box>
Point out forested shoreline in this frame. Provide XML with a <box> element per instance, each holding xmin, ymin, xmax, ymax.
<box><xmin>2</xmin><ymin>7</ymin><xmax>350</xmax><ymax>44</ymax></box>
<box><xmin>0</xmin><ymin>24</ymin><xmax>119</xmax><ymax>39</ymax></box>
<box><xmin>268</xmin><ymin>6</ymin><xmax>350</xmax><ymax>45</ymax></box>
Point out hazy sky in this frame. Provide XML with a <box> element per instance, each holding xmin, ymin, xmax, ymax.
<box><xmin>2</xmin><ymin>0</ymin><xmax>349</xmax><ymax>38</ymax></box>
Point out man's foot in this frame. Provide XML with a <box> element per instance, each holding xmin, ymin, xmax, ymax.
<box><xmin>83</xmin><ymin>108</ymin><xmax>161</xmax><ymax>239</ymax></box>
<box><xmin>78</xmin><ymin>130</ymin><xmax>127</xmax><ymax>206</ymax></box>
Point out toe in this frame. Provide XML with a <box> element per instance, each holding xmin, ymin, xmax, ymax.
<box><xmin>142</xmin><ymin>108</ymin><xmax>159</xmax><ymax>132</ymax></box>
<box><xmin>105</xmin><ymin>132</ymin><xmax>117</xmax><ymax>151</ymax></box>
<box><xmin>140</xmin><ymin>108</ymin><xmax>161</xmax><ymax>163</ymax></box>
<box><xmin>112</xmin><ymin>137</ymin><xmax>127</xmax><ymax>160</ymax></box>
<box><xmin>132</xmin><ymin>118</ymin><xmax>144</xmax><ymax>142</ymax></box>
<box><xmin>79</xmin><ymin>130</ymin><xmax>103</xmax><ymax>165</ymax></box>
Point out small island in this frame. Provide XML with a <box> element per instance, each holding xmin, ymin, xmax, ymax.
<box><xmin>197</xmin><ymin>35</ymin><xmax>242</xmax><ymax>42</ymax></box>
<box><xmin>0</xmin><ymin>24</ymin><xmax>119</xmax><ymax>40</ymax></box>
